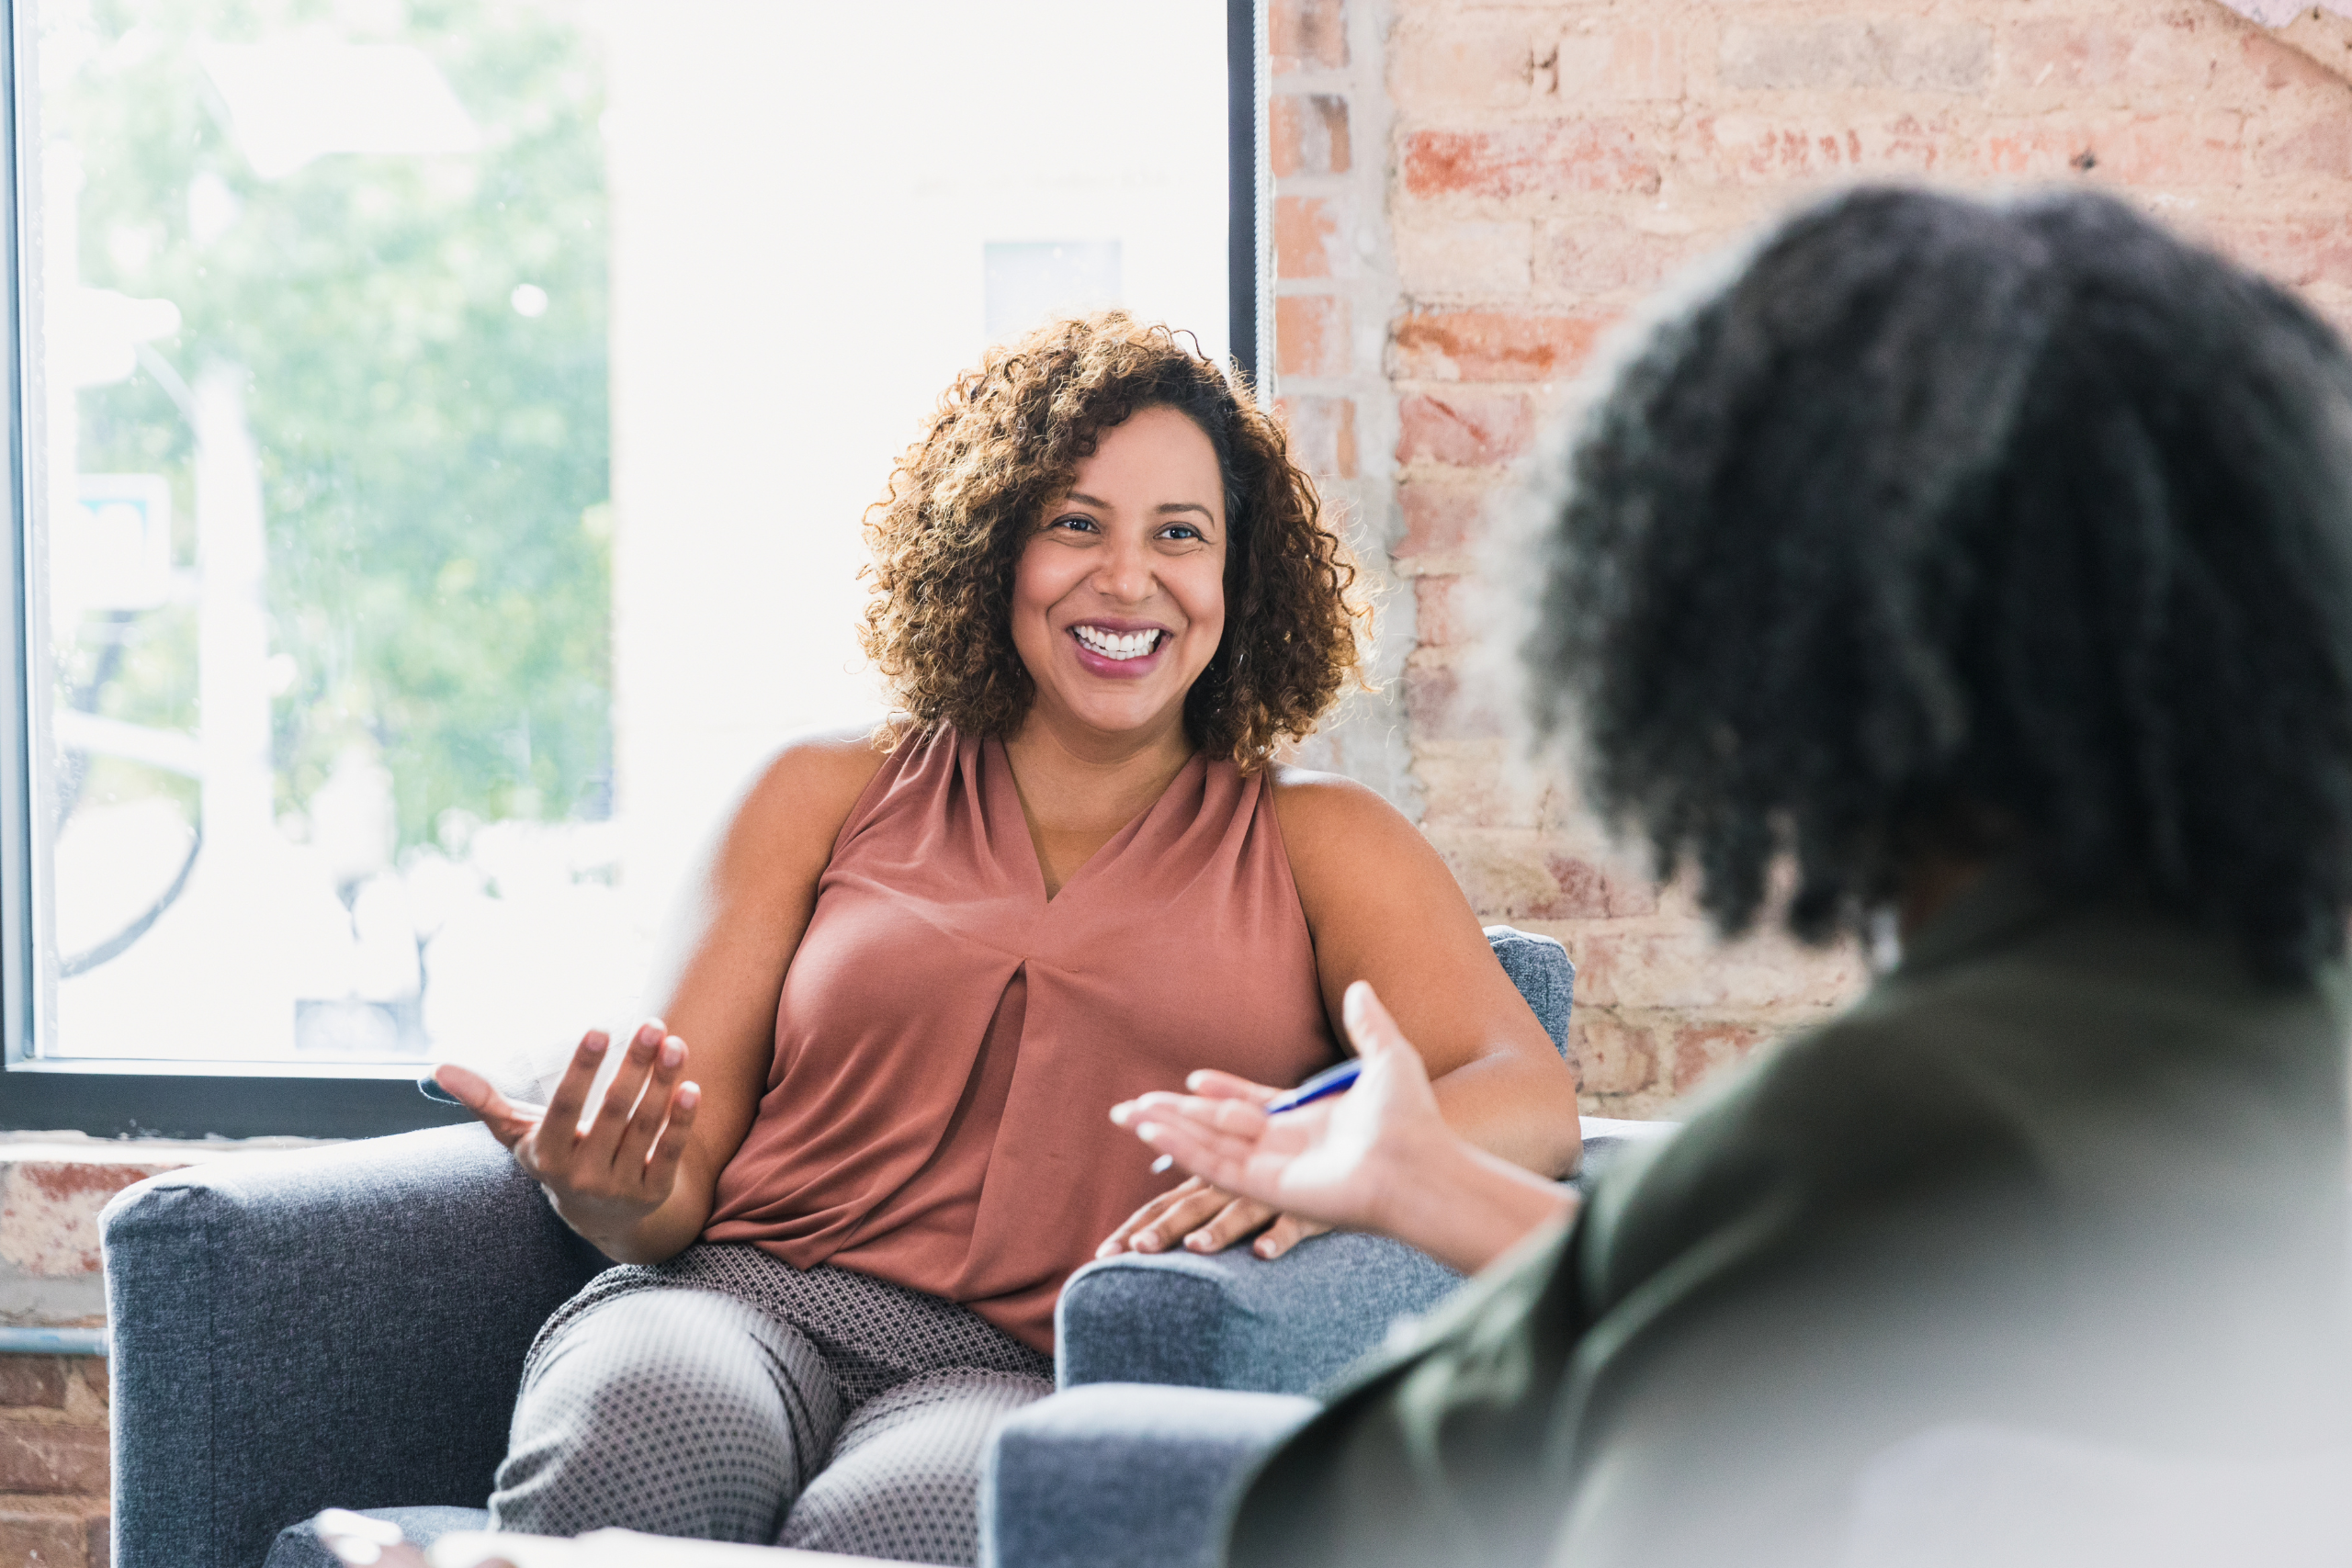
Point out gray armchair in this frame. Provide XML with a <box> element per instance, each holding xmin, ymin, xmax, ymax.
<box><xmin>101</xmin><ymin>927</ymin><xmax>1580</xmax><ymax>1568</ymax></box>
<box><xmin>983</xmin><ymin>1115</ymin><xmax>1669</xmax><ymax>1568</ymax></box>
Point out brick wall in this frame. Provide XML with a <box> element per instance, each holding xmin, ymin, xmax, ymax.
<box><xmin>1272</xmin><ymin>0</ymin><xmax>2352</xmax><ymax>1116</ymax></box>
<box><xmin>1274</xmin><ymin>0</ymin><xmax>1421</xmax><ymax>807</ymax></box>
<box><xmin>0</xmin><ymin>1356</ymin><xmax>109</xmax><ymax>1568</ymax></box>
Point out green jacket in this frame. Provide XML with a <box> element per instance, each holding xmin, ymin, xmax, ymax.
<box><xmin>1228</xmin><ymin>869</ymin><xmax>2352</xmax><ymax>1567</ymax></box>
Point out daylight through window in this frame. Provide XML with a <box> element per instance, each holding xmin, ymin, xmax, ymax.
<box><xmin>19</xmin><ymin>0</ymin><xmax>1237</xmax><ymax>1087</ymax></box>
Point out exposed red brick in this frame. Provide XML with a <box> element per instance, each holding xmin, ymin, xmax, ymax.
<box><xmin>1718</xmin><ymin>21</ymin><xmax>1991</xmax><ymax>94</ymax></box>
<box><xmin>1271</xmin><ymin>0</ymin><xmax>1346</xmax><ymax>76</ymax></box>
<box><xmin>1403</xmin><ymin>123</ymin><xmax>1661</xmax><ymax>201</ymax></box>
<box><xmin>1415</xmin><ymin>747</ymin><xmax>1545</xmax><ymax>830</ymax></box>
<box><xmin>1669</xmin><ymin>1021</ymin><xmax>1774</xmax><ymax>1092</ymax></box>
<box><xmin>2229</xmin><ymin>218</ymin><xmax>2352</xmax><ymax>288</ymax></box>
<box><xmin>2101</xmin><ymin>112</ymin><xmax>2247</xmax><ymax>184</ymax></box>
<box><xmin>1396</xmin><ymin>220</ymin><xmax>1534</xmax><ymax>297</ymax></box>
<box><xmin>1976</xmin><ymin>119</ymin><xmax>2101</xmax><ymax>179</ymax></box>
<box><xmin>1392</xmin><ymin>310</ymin><xmax>1612</xmax><ymax>383</ymax></box>
<box><xmin>1994</xmin><ymin>19</ymin><xmax>2229</xmax><ymax>99</ymax></box>
<box><xmin>0</xmin><ymin>1361</ymin><xmax>65</xmax><ymax>1412</ymax></box>
<box><xmin>1981</xmin><ymin>112</ymin><xmax>2244</xmax><ymax>184</ymax></box>
<box><xmin>1598</xmin><ymin>857</ymin><xmax>1659</xmax><ymax>917</ymax></box>
<box><xmin>0</xmin><ymin>1497</ymin><xmax>101</xmax><ymax>1568</ymax></box>
<box><xmin>1395</xmin><ymin>480</ymin><xmax>1490</xmax><ymax>561</ymax></box>
<box><xmin>0</xmin><ymin>1163</ymin><xmax>177</xmax><ymax>1279</ymax></box>
<box><xmin>0</xmin><ymin>1421</ymin><xmax>107</xmax><ymax>1495</ymax></box>
<box><xmin>1404</xmin><ymin>666</ymin><xmax>1502</xmax><ymax>740</ymax></box>
<box><xmin>1270</xmin><ymin>94</ymin><xmax>1351</xmax><ymax>178</ymax></box>
<box><xmin>1554</xmin><ymin>28</ymin><xmax>1687</xmax><ymax>103</ymax></box>
<box><xmin>1412</xmin><ymin>574</ymin><xmax>1466</xmax><ymax>649</ymax></box>
<box><xmin>2257</xmin><ymin>114</ymin><xmax>2352</xmax><ymax>179</ymax></box>
<box><xmin>1274</xmin><ymin>195</ymin><xmax>1339</xmax><ymax>280</ymax></box>
<box><xmin>1396</xmin><ymin>391</ymin><xmax>1534</xmax><ymax>468</ymax></box>
<box><xmin>1537</xmin><ymin>221</ymin><xmax>1707</xmax><ymax>296</ymax></box>
<box><xmin>1531</xmin><ymin>853</ymin><xmax>1612</xmax><ymax>919</ymax></box>
<box><xmin>2128</xmin><ymin>16</ymin><xmax>2225</xmax><ymax>91</ymax></box>
<box><xmin>74</xmin><ymin>1361</ymin><xmax>103</xmax><ymax>1411</ymax></box>
<box><xmin>1574</xmin><ymin>927</ymin><xmax>1865</xmax><ymax>1011</ymax></box>
<box><xmin>1391</xmin><ymin>21</ymin><xmax>1539</xmax><ymax>113</ymax></box>
<box><xmin>1680</xmin><ymin>114</ymin><xmax>1951</xmax><ymax>185</ymax></box>
<box><xmin>1276</xmin><ymin>394</ymin><xmax>1358</xmax><ymax>479</ymax></box>
<box><xmin>2243</xmin><ymin>27</ymin><xmax>2346</xmax><ymax>93</ymax></box>
<box><xmin>1275</xmin><ymin>295</ymin><xmax>1351</xmax><ymax>379</ymax></box>
<box><xmin>1429</xmin><ymin>828</ymin><xmax>1561</xmax><ymax>917</ymax></box>
<box><xmin>87</xmin><ymin>1511</ymin><xmax>106</xmax><ymax>1568</ymax></box>
<box><xmin>1572</xmin><ymin>1014</ymin><xmax>1658</xmax><ymax>1097</ymax></box>
<box><xmin>1997</xmin><ymin>20</ymin><xmax>2133</xmax><ymax>92</ymax></box>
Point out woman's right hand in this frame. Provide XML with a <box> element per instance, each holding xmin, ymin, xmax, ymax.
<box><xmin>434</xmin><ymin>1021</ymin><xmax>702</xmax><ymax>1252</ymax></box>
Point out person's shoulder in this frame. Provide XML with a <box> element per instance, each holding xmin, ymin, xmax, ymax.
<box><xmin>725</xmin><ymin>721</ymin><xmax>899</xmax><ymax>855</ymax></box>
<box><xmin>757</xmin><ymin>722</ymin><xmax>899</xmax><ymax>794</ymax></box>
<box><xmin>1267</xmin><ymin>762</ymin><xmax>1417</xmax><ymax>847</ymax></box>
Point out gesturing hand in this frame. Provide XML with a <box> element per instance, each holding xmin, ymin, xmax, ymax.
<box><xmin>434</xmin><ymin>1021</ymin><xmax>702</xmax><ymax>1250</ymax></box>
<box><xmin>1109</xmin><ymin>981</ymin><xmax>1451</xmax><ymax>1239</ymax></box>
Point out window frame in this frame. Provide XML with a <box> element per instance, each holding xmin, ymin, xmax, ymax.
<box><xmin>0</xmin><ymin>0</ymin><xmax>1269</xmax><ymax>1139</ymax></box>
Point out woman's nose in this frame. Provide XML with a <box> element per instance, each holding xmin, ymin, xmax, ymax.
<box><xmin>1093</xmin><ymin>539</ymin><xmax>1155</xmax><ymax>603</ymax></box>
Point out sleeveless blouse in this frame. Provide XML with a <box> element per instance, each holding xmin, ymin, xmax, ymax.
<box><xmin>703</xmin><ymin>726</ymin><xmax>1339</xmax><ymax>1351</ymax></box>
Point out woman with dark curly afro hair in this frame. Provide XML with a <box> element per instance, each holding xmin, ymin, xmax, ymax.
<box><xmin>432</xmin><ymin>312</ymin><xmax>1582</xmax><ymax>1562</ymax></box>
<box><xmin>1122</xmin><ymin>188</ymin><xmax>2352</xmax><ymax>1565</ymax></box>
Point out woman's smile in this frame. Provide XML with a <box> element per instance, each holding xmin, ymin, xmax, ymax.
<box><xmin>1069</xmin><ymin>620</ymin><xmax>1172</xmax><ymax>675</ymax></box>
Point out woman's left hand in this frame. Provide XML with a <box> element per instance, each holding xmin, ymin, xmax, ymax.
<box><xmin>1097</xmin><ymin>1091</ymin><xmax>1333</xmax><ymax>1263</ymax></box>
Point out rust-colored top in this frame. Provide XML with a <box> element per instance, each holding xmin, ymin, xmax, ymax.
<box><xmin>704</xmin><ymin>726</ymin><xmax>1338</xmax><ymax>1351</ymax></box>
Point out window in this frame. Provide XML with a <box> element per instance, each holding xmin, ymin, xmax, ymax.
<box><xmin>0</xmin><ymin>0</ymin><xmax>1264</xmax><ymax>1136</ymax></box>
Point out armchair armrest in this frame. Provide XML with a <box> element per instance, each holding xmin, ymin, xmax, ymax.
<box><xmin>982</xmin><ymin>1383</ymin><xmax>1317</xmax><ymax>1568</ymax></box>
<box><xmin>1055</xmin><ymin>1230</ymin><xmax>1460</xmax><ymax>1395</ymax></box>
<box><xmin>103</xmin><ymin>1122</ymin><xmax>605</xmax><ymax>1568</ymax></box>
<box><xmin>1056</xmin><ymin>1120</ymin><xmax>1679</xmax><ymax>1397</ymax></box>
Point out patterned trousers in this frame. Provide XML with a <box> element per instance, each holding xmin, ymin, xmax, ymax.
<box><xmin>489</xmin><ymin>1245</ymin><xmax>1055</xmax><ymax>1565</ymax></box>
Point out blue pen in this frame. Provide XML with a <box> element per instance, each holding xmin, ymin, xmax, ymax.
<box><xmin>1263</xmin><ymin>1056</ymin><xmax>1363</xmax><ymax>1115</ymax></box>
<box><xmin>1147</xmin><ymin>1057</ymin><xmax>1363</xmax><ymax>1173</ymax></box>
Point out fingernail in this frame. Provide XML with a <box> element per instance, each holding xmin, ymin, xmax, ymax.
<box><xmin>581</xmin><ymin>1034</ymin><xmax>608</xmax><ymax>1058</ymax></box>
<box><xmin>1257</xmin><ymin>1239</ymin><xmax>1277</xmax><ymax>1258</ymax></box>
<box><xmin>1109</xmin><ymin>1104</ymin><xmax>1129</xmax><ymax>1125</ymax></box>
<box><xmin>1344</xmin><ymin>983</ymin><xmax>1370</xmax><ymax>1032</ymax></box>
<box><xmin>677</xmin><ymin>1082</ymin><xmax>700</xmax><ymax>1109</ymax></box>
<box><xmin>1186</xmin><ymin>1234</ymin><xmax>1211</xmax><ymax>1251</ymax></box>
<box><xmin>1185</xmin><ymin>1071</ymin><xmax>1208</xmax><ymax>1089</ymax></box>
<box><xmin>1135</xmin><ymin>1230</ymin><xmax>1158</xmax><ymax>1250</ymax></box>
<box><xmin>661</xmin><ymin>1039</ymin><xmax>684</xmax><ymax>1069</ymax></box>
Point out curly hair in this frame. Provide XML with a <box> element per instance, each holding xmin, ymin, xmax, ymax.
<box><xmin>1525</xmin><ymin>186</ymin><xmax>2352</xmax><ymax>980</ymax></box>
<box><xmin>860</xmin><ymin>311</ymin><xmax>1369</xmax><ymax>766</ymax></box>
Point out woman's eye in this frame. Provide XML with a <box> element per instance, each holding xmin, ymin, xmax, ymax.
<box><xmin>1161</xmin><ymin>525</ymin><xmax>1201</xmax><ymax>541</ymax></box>
<box><xmin>1053</xmin><ymin>514</ymin><xmax>1099</xmax><ymax>534</ymax></box>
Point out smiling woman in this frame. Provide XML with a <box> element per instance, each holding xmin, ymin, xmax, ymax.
<box><xmin>862</xmin><ymin>311</ymin><xmax>1363</xmax><ymax>765</ymax></box>
<box><xmin>427</xmin><ymin>311</ymin><xmax>1583</xmax><ymax>1563</ymax></box>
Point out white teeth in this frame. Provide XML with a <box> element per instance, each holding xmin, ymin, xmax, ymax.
<box><xmin>1074</xmin><ymin>626</ymin><xmax>1161</xmax><ymax>661</ymax></box>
